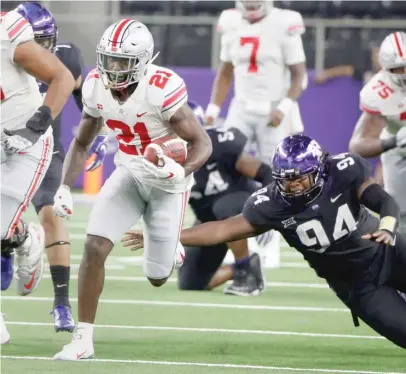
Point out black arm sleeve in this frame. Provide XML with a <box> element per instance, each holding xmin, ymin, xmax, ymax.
<box><xmin>360</xmin><ymin>183</ymin><xmax>400</xmax><ymax>230</ymax></box>
<box><xmin>72</xmin><ymin>84</ymin><xmax>83</xmax><ymax>112</ymax></box>
<box><xmin>254</xmin><ymin>162</ymin><xmax>273</xmax><ymax>185</ymax></box>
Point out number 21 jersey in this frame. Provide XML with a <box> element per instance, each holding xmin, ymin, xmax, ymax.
<box><xmin>82</xmin><ymin>64</ymin><xmax>191</xmax><ymax>193</ymax></box>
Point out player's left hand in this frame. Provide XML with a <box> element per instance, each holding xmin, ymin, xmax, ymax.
<box><xmin>1</xmin><ymin>128</ymin><xmax>37</xmax><ymax>154</ymax></box>
<box><xmin>268</xmin><ymin>109</ymin><xmax>284</xmax><ymax>127</ymax></box>
<box><xmin>361</xmin><ymin>230</ymin><xmax>395</xmax><ymax>246</ymax></box>
<box><xmin>121</xmin><ymin>230</ymin><xmax>144</xmax><ymax>251</ymax></box>
<box><xmin>141</xmin><ymin>155</ymin><xmax>186</xmax><ymax>183</ymax></box>
<box><xmin>86</xmin><ymin>134</ymin><xmax>108</xmax><ymax>172</ymax></box>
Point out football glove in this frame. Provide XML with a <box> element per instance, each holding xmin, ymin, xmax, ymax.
<box><xmin>141</xmin><ymin>155</ymin><xmax>185</xmax><ymax>183</ymax></box>
<box><xmin>1</xmin><ymin>128</ymin><xmax>36</xmax><ymax>154</ymax></box>
<box><xmin>86</xmin><ymin>134</ymin><xmax>108</xmax><ymax>172</ymax></box>
<box><xmin>53</xmin><ymin>185</ymin><xmax>73</xmax><ymax>219</ymax></box>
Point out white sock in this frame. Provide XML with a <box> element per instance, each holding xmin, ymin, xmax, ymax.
<box><xmin>76</xmin><ymin>322</ymin><xmax>94</xmax><ymax>343</ymax></box>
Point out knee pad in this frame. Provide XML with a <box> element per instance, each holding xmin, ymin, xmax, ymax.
<box><xmin>143</xmin><ymin>260</ymin><xmax>172</xmax><ymax>281</ymax></box>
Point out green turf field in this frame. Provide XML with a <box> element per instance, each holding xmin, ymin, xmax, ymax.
<box><xmin>1</xmin><ymin>200</ymin><xmax>405</xmax><ymax>374</ymax></box>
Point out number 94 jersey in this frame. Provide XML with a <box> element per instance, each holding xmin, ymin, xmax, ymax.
<box><xmin>82</xmin><ymin>63</ymin><xmax>191</xmax><ymax>193</ymax></box>
<box><xmin>243</xmin><ymin>153</ymin><xmax>380</xmax><ymax>281</ymax></box>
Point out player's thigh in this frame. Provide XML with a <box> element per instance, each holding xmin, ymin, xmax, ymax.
<box><xmin>178</xmin><ymin>243</ymin><xmax>229</xmax><ymax>290</ymax></box>
<box><xmin>31</xmin><ymin>153</ymin><xmax>63</xmax><ymax>214</ymax></box>
<box><xmin>142</xmin><ymin>189</ymin><xmax>189</xmax><ymax>279</ymax></box>
<box><xmin>212</xmin><ymin>190</ymin><xmax>252</xmax><ymax>220</ymax></box>
<box><xmin>1</xmin><ymin>136</ymin><xmax>53</xmax><ymax>239</ymax></box>
<box><xmin>224</xmin><ymin>99</ymin><xmax>255</xmax><ymax>141</ymax></box>
<box><xmin>350</xmin><ymin>286</ymin><xmax>406</xmax><ymax>349</ymax></box>
<box><xmin>289</xmin><ymin>102</ymin><xmax>305</xmax><ymax>135</ymax></box>
<box><xmin>87</xmin><ymin>166</ymin><xmax>146</xmax><ymax>244</ymax></box>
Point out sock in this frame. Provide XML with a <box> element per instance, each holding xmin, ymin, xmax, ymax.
<box><xmin>76</xmin><ymin>322</ymin><xmax>94</xmax><ymax>343</ymax></box>
<box><xmin>50</xmin><ymin>265</ymin><xmax>70</xmax><ymax>307</ymax></box>
<box><xmin>232</xmin><ymin>255</ymin><xmax>250</xmax><ymax>278</ymax></box>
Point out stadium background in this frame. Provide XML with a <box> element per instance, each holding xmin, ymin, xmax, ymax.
<box><xmin>2</xmin><ymin>2</ymin><xmax>406</xmax><ymax>373</ymax></box>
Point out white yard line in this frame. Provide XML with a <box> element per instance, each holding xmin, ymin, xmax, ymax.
<box><xmin>40</xmin><ymin>274</ymin><xmax>329</xmax><ymax>289</ymax></box>
<box><xmin>6</xmin><ymin>321</ymin><xmax>382</xmax><ymax>340</ymax></box>
<box><xmin>1</xmin><ymin>296</ymin><xmax>348</xmax><ymax>312</ymax></box>
<box><xmin>1</xmin><ymin>356</ymin><xmax>403</xmax><ymax>374</ymax></box>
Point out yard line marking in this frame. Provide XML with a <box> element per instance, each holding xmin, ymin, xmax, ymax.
<box><xmin>1</xmin><ymin>356</ymin><xmax>404</xmax><ymax>373</ymax></box>
<box><xmin>40</xmin><ymin>274</ymin><xmax>330</xmax><ymax>289</ymax></box>
<box><xmin>1</xmin><ymin>296</ymin><xmax>348</xmax><ymax>312</ymax></box>
<box><xmin>6</xmin><ymin>321</ymin><xmax>382</xmax><ymax>340</ymax></box>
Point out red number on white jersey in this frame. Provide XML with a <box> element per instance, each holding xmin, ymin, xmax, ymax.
<box><xmin>240</xmin><ymin>37</ymin><xmax>259</xmax><ymax>73</ymax></box>
<box><xmin>0</xmin><ymin>86</ymin><xmax>5</xmax><ymax>102</ymax></box>
<box><xmin>106</xmin><ymin>120</ymin><xmax>151</xmax><ymax>155</ymax></box>
<box><xmin>149</xmin><ymin>70</ymin><xmax>172</xmax><ymax>89</ymax></box>
<box><xmin>372</xmin><ymin>80</ymin><xmax>394</xmax><ymax>99</ymax></box>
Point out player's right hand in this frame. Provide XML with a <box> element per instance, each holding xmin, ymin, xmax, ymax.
<box><xmin>121</xmin><ymin>230</ymin><xmax>144</xmax><ymax>251</ymax></box>
<box><xmin>1</xmin><ymin>128</ymin><xmax>38</xmax><ymax>154</ymax></box>
<box><xmin>53</xmin><ymin>185</ymin><xmax>73</xmax><ymax>219</ymax></box>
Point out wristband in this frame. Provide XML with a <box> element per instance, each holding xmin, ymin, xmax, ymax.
<box><xmin>380</xmin><ymin>136</ymin><xmax>397</xmax><ymax>152</ymax></box>
<box><xmin>276</xmin><ymin>98</ymin><xmax>294</xmax><ymax>116</ymax></box>
<box><xmin>378</xmin><ymin>216</ymin><xmax>397</xmax><ymax>234</ymax></box>
<box><xmin>205</xmin><ymin>103</ymin><xmax>221</xmax><ymax>120</ymax></box>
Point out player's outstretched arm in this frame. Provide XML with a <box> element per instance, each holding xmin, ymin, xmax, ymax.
<box><xmin>14</xmin><ymin>41</ymin><xmax>75</xmax><ymax>120</ymax></box>
<box><xmin>180</xmin><ymin>215</ymin><xmax>258</xmax><ymax>247</ymax></box>
<box><xmin>358</xmin><ymin>177</ymin><xmax>400</xmax><ymax>245</ymax></box>
<box><xmin>349</xmin><ymin>113</ymin><xmax>387</xmax><ymax>158</ymax></box>
<box><xmin>61</xmin><ymin>112</ymin><xmax>104</xmax><ymax>187</ymax></box>
<box><xmin>235</xmin><ymin>153</ymin><xmax>273</xmax><ymax>185</ymax></box>
<box><xmin>170</xmin><ymin>103</ymin><xmax>212</xmax><ymax>176</ymax></box>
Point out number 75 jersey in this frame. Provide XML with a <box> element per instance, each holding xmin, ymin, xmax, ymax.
<box><xmin>82</xmin><ymin>63</ymin><xmax>192</xmax><ymax>193</ymax></box>
<box><xmin>243</xmin><ymin>153</ymin><xmax>381</xmax><ymax>281</ymax></box>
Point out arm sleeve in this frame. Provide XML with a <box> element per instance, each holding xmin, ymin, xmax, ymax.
<box><xmin>161</xmin><ymin>72</ymin><xmax>188</xmax><ymax>121</ymax></box>
<box><xmin>242</xmin><ymin>191</ymin><xmax>275</xmax><ymax>231</ymax></box>
<box><xmin>282</xmin><ymin>12</ymin><xmax>306</xmax><ymax>66</ymax></box>
<box><xmin>81</xmin><ymin>70</ymin><xmax>102</xmax><ymax>118</ymax></box>
<box><xmin>62</xmin><ymin>44</ymin><xmax>84</xmax><ymax>81</ymax></box>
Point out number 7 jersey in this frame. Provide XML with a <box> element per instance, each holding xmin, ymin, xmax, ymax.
<box><xmin>243</xmin><ymin>153</ymin><xmax>381</xmax><ymax>282</ymax></box>
<box><xmin>82</xmin><ymin>64</ymin><xmax>191</xmax><ymax>193</ymax></box>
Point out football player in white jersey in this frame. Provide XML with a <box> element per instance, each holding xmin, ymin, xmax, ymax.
<box><xmin>349</xmin><ymin>31</ymin><xmax>406</xmax><ymax>234</ymax></box>
<box><xmin>0</xmin><ymin>8</ymin><xmax>75</xmax><ymax>343</ymax></box>
<box><xmin>52</xmin><ymin>19</ymin><xmax>212</xmax><ymax>360</ymax></box>
<box><xmin>205</xmin><ymin>0</ymin><xmax>307</xmax><ymax>163</ymax></box>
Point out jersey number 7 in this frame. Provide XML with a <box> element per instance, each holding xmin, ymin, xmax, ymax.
<box><xmin>240</xmin><ymin>37</ymin><xmax>259</xmax><ymax>73</ymax></box>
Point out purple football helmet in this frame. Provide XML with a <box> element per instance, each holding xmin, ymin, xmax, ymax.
<box><xmin>272</xmin><ymin>135</ymin><xmax>327</xmax><ymax>205</ymax></box>
<box><xmin>16</xmin><ymin>2</ymin><xmax>57</xmax><ymax>51</ymax></box>
<box><xmin>188</xmin><ymin>101</ymin><xmax>204</xmax><ymax>126</ymax></box>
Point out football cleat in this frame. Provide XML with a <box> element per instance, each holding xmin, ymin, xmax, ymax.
<box><xmin>14</xmin><ymin>223</ymin><xmax>45</xmax><ymax>296</ymax></box>
<box><xmin>1</xmin><ymin>254</ymin><xmax>14</xmax><ymax>291</ymax></box>
<box><xmin>174</xmin><ymin>242</ymin><xmax>185</xmax><ymax>269</ymax></box>
<box><xmin>51</xmin><ymin>305</ymin><xmax>75</xmax><ymax>333</ymax></box>
<box><xmin>53</xmin><ymin>330</ymin><xmax>94</xmax><ymax>360</ymax></box>
<box><xmin>0</xmin><ymin>314</ymin><xmax>10</xmax><ymax>345</ymax></box>
<box><xmin>224</xmin><ymin>253</ymin><xmax>266</xmax><ymax>296</ymax></box>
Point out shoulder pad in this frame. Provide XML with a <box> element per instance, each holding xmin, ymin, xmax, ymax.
<box><xmin>2</xmin><ymin>10</ymin><xmax>34</xmax><ymax>46</ymax></box>
<box><xmin>280</xmin><ymin>9</ymin><xmax>305</xmax><ymax>37</ymax></box>
<box><xmin>359</xmin><ymin>72</ymin><xmax>389</xmax><ymax>115</ymax></box>
<box><xmin>216</xmin><ymin>9</ymin><xmax>242</xmax><ymax>34</ymax></box>
<box><xmin>82</xmin><ymin>69</ymin><xmax>101</xmax><ymax>106</ymax></box>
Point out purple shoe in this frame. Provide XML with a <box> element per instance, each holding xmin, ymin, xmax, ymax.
<box><xmin>1</xmin><ymin>255</ymin><xmax>14</xmax><ymax>291</ymax></box>
<box><xmin>51</xmin><ymin>305</ymin><xmax>75</xmax><ymax>333</ymax></box>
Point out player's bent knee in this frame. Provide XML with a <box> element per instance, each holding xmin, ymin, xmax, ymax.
<box><xmin>83</xmin><ymin>235</ymin><xmax>113</xmax><ymax>266</ymax></box>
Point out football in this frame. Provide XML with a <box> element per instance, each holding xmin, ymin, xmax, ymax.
<box><xmin>143</xmin><ymin>135</ymin><xmax>187</xmax><ymax>166</ymax></box>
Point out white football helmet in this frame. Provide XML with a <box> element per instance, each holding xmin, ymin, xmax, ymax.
<box><xmin>379</xmin><ymin>32</ymin><xmax>406</xmax><ymax>88</ymax></box>
<box><xmin>235</xmin><ymin>0</ymin><xmax>273</xmax><ymax>22</ymax></box>
<box><xmin>97</xmin><ymin>19</ymin><xmax>155</xmax><ymax>90</ymax></box>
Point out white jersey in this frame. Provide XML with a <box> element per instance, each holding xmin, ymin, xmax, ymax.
<box><xmin>1</xmin><ymin>11</ymin><xmax>43</xmax><ymax>131</ymax></box>
<box><xmin>360</xmin><ymin>70</ymin><xmax>406</xmax><ymax>139</ymax></box>
<box><xmin>82</xmin><ymin>64</ymin><xmax>192</xmax><ymax>193</ymax></box>
<box><xmin>218</xmin><ymin>7</ymin><xmax>306</xmax><ymax>115</ymax></box>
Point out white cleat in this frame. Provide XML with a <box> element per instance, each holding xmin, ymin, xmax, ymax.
<box><xmin>14</xmin><ymin>222</ymin><xmax>45</xmax><ymax>296</ymax></box>
<box><xmin>1</xmin><ymin>314</ymin><xmax>10</xmax><ymax>344</ymax></box>
<box><xmin>53</xmin><ymin>334</ymin><xmax>94</xmax><ymax>360</ymax></box>
<box><xmin>174</xmin><ymin>242</ymin><xmax>185</xmax><ymax>269</ymax></box>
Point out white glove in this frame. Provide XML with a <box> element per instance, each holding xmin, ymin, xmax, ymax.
<box><xmin>53</xmin><ymin>185</ymin><xmax>73</xmax><ymax>219</ymax></box>
<box><xmin>1</xmin><ymin>129</ymin><xmax>33</xmax><ymax>154</ymax></box>
<box><xmin>141</xmin><ymin>155</ymin><xmax>186</xmax><ymax>183</ymax></box>
<box><xmin>256</xmin><ymin>230</ymin><xmax>274</xmax><ymax>247</ymax></box>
